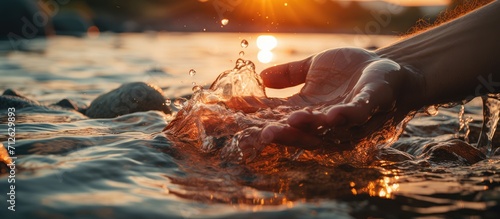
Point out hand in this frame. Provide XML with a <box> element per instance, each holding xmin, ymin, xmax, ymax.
<box><xmin>259</xmin><ymin>48</ymin><xmax>424</xmax><ymax>151</ymax></box>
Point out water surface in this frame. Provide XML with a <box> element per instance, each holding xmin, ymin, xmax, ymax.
<box><xmin>0</xmin><ymin>33</ymin><xmax>499</xmax><ymax>219</ymax></box>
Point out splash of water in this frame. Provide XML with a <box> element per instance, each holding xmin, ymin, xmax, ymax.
<box><xmin>163</xmin><ymin>59</ymin><xmax>400</xmax><ymax>165</ymax></box>
<box><xmin>457</xmin><ymin>104</ymin><xmax>473</xmax><ymax>142</ymax></box>
<box><xmin>173</xmin><ymin>98</ymin><xmax>188</xmax><ymax>109</ymax></box>
<box><xmin>477</xmin><ymin>94</ymin><xmax>500</xmax><ymax>156</ymax></box>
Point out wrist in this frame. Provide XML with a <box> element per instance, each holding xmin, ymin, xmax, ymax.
<box><xmin>373</xmin><ymin>49</ymin><xmax>429</xmax><ymax>112</ymax></box>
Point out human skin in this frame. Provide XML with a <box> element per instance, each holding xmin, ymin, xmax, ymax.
<box><xmin>258</xmin><ymin>1</ymin><xmax>500</xmax><ymax>149</ymax></box>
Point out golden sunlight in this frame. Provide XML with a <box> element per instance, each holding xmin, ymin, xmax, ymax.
<box><xmin>256</xmin><ymin>35</ymin><xmax>278</xmax><ymax>50</ymax></box>
<box><xmin>355</xmin><ymin>0</ymin><xmax>450</xmax><ymax>6</ymax></box>
<box><xmin>258</xmin><ymin>50</ymin><xmax>273</xmax><ymax>63</ymax></box>
<box><xmin>0</xmin><ymin>143</ymin><xmax>12</xmax><ymax>165</ymax></box>
<box><xmin>256</xmin><ymin>35</ymin><xmax>277</xmax><ymax>63</ymax></box>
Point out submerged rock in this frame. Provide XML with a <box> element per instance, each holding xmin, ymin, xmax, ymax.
<box><xmin>0</xmin><ymin>95</ymin><xmax>41</xmax><ymax>110</ymax></box>
<box><xmin>52</xmin><ymin>99</ymin><xmax>79</xmax><ymax>111</ymax></box>
<box><xmin>421</xmin><ymin>139</ymin><xmax>485</xmax><ymax>165</ymax></box>
<box><xmin>3</xmin><ymin>88</ymin><xmax>30</xmax><ymax>99</ymax></box>
<box><xmin>86</xmin><ymin>82</ymin><xmax>171</xmax><ymax>118</ymax></box>
<box><xmin>1</xmin><ymin>89</ymin><xmax>40</xmax><ymax>109</ymax></box>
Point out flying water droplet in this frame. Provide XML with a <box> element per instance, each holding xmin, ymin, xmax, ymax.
<box><xmin>240</xmin><ymin>39</ymin><xmax>248</xmax><ymax>48</ymax></box>
<box><xmin>239</xmin><ymin>51</ymin><xmax>245</xmax><ymax>57</ymax></box>
<box><xmin>174</xmin><ymin>98</ymin><xmax>188</xmax><ymax>109</ymax></box>
<box><xmin>221</xmin><ymin>19</ymin><xmax>229</xmax><ymax>26</ymax></box>
<box><xmin>165</xmin><ymin>99</ymin><xmax>171</xmax><ymax>106</ymax></box>
<box><xmin>189</xmin><ymin>69</ymin><xmax>196</xmax><ymax>77</ymax></box>
<box><xmin>235</xmin><ymin>58</ymin><xmax>245</xmax><ymax>70</ymax></box>
<box><xmin>425</xmin><ymin>105</ymin><xmax>439</xmax><ymax>116</ymax></box>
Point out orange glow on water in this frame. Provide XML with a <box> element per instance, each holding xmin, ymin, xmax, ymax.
<box><xmin>0</xmin><ymin>143</ymin><xmax>13</xmax><ymax>165</ymax></box>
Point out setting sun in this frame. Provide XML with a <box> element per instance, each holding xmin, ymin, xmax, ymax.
<box><xmin>256</xmin><ymin>35</ymin><xmax>277</xmax><ymax>50</ymax></box>
<box><xmin>256</xmin><ymin>35</ymin><xmax>278</xmax><ymax>63</ymax></box>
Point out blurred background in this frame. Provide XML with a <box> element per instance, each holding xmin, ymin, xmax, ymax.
<box><xmin>0</xmin><ymin>0</ymin><xmax>488</xmax><ymax>39</ymax></box>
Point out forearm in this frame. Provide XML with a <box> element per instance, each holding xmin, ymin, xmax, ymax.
<box><xmin>377</xmin><ymin>1</ymin><xmax>500</xmax><ymax>107</ymax></box>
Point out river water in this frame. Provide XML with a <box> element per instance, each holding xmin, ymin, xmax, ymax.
<box><xmin>0</xmin><ymin>33</ymin><xmax>498</xmax><ymax>218</ymax></box>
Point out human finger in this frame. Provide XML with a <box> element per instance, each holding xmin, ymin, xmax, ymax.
<box><xmin>260</xmin><ymin>57</ymin><xmax>312</xmax><ymax>89</ymax></box>
<box><xmin>261</xmin><ymin>123</ymin><xmax>323</xmax><ymax>150</ymax></box>
<box><xmin>286</xmin><ymin>109</ymin><xmax>328</xmax><ymax>132</ymax></box>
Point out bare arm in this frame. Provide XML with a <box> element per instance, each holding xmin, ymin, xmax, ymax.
<box><xmin>377</xmin><ymin>0</ymin><xmax>500</xmax><ymax>107</ymax></box>
<box><xmin>258</xmin><ymin>1</ymin><xmax>500</xmax><ymax>149</ymax></box>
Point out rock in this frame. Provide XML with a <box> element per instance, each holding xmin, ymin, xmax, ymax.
<box><xmin>0</xmin><ymin>95</ymin><xmax>41</xmax><ymax>110</ymax></box>
<box><xmin>0</xmin><ymin>0</ymin><xmax>50</xmax><ymax>52</ymax></box>
<box><xmin>422</xmin><ymin>139</ymin><xmax>486</xmax><ymax>165</ymax></box>
<box><xmin>377</xmin><ymin>147</ymin><xmax>415</xmax><ymax>162</ymax></box>
<box><xmin>53</xmin><ymin>99</ymin><xmax>78</xmax><ymax>111</ymax></box>
<box><xmin>0</xmin><ymin>0</ymin><xmax>49</xmax><ymax>38</ymax></box>
<box><xmin>52</xmin><ymin>11</ymin><xmax>91</xmax><ymax>37</ymax></box>
<box><xmin>86</xmin><ymin>82</ymin><xmax>171</xmax><ymax>118</ymax></box>
<box><xmin>1</xmin><ymin>89</ymin><xmax>40</xmax><ymax>109</ymax></box>
<box><xmin>3</xmin><ymin>88</ymin><xmax>29</xmax><ymax>99</ymax></box>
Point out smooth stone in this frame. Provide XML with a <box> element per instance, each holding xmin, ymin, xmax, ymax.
<box><xmin>86</xmin><ymin>82</ymin><xmax>171</xmax><ymax>118</ymax></box>
<box><xmin>0</xmin><ymin>95</ymin><xmax>40</xmax><ymax>110</ymax></box>
<box><xmin>52</xmin><ymin>11</ymin><xmax>91</xmax><ymax>37</ymax></box>
<box><xmin>3</xmin><ymin>88</ymin><xmax>29</xmax><ymax>99</ymax></box>
<box><xmin>0</xmin><ymin>0</ymin><xmax>48</xmax><ymax>38</ymax></box>
<box><xmin>53</xmin><ymin>98</ymin><xmax>78</xmax><ymax>111</ymax></box>
<box><xmin>421</xmin><ymin>139</ymin><xmax>485</xmax><ymax>165</ymax></box>
<box><xmin>377</xmin><ymin>147</ymin><xmax>415</xmax><ymax>162</ymax></box>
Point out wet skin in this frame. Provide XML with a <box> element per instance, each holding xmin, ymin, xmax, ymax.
<box><xmin>258</xmin><ymin>48</ymin><xmax>422</xmax><ymax>150</ymax></box>
<box><xmin>257</xmin><ymin>1</ymin><xmax>500</xmax><ymax>150</ymax></box>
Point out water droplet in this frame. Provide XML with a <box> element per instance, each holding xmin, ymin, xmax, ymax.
<box><xmin>189</xmin><ymin>69</ymin><xmax>196</xmax><ymax>76</ymax></box>
<box><xmin>221</xmin><ymin>19</ymin><xmax>229</xmax><ymax>26</ymax></box>
<box><xmin>239</xmin><ymin>51</ymin><xmax>245</xmax><ymax>57</ymax></box>
<box><xmin>425</xmin><ymin>105</ymin><xmax>439</xmax><ymax>116</ymax></box>
<box><xmin>333</xmin><ymin>139</ymin><xmax>341</xmax><ymax>144</ymax></box>
<box><xmin>174</xmin><ymin>98</ymin><xmax>188</xmax><ymax>109</ymax></box>
<box><xmin>192</xmin><ymin>82</ymin><xmax>197</xmax><ymax>86</ymax></box>
<box><xmin>235</xmin><ymin>58</ymin><xmax>245</xmax><ymax>69</ymax></box>
<box><xmin>240</xmin><ymin>39</ymin><xmax>248</xmax><ymax>48</ymax></box>
<box><xmin>165</xmin><ymin>99</ymin><xmax>171</xmax><ymax>106</ymax></box>
<box><xmin>192</xmin><ymin>85</ymin><xmax>203</xmax><ymax>92</ymax></box>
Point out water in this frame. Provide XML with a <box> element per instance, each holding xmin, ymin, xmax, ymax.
<box><xmin>241</xmin><ymin>39</ymin><xmax>249</xmax><ymax>48</ymax></box>
<box><xmin>0</xmin><ymin>33</ymin><xmax>499</xmax><ymax>218</ymax></box>
<box><xmin>189</xmin><ymin>69</ymin><xmax>197</xmax><ymax>77</ymax></box>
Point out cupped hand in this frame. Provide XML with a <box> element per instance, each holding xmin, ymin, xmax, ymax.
<box><xmin>259</xmin><ymin>48</ymin><xmax>424</xmax><ymax>150</ymax></box>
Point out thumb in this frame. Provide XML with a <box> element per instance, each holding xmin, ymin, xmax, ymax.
<box><xmin>260</xmin><ymin>57</ymin><xmax>312</xmax><ymax>89</ymax></box>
